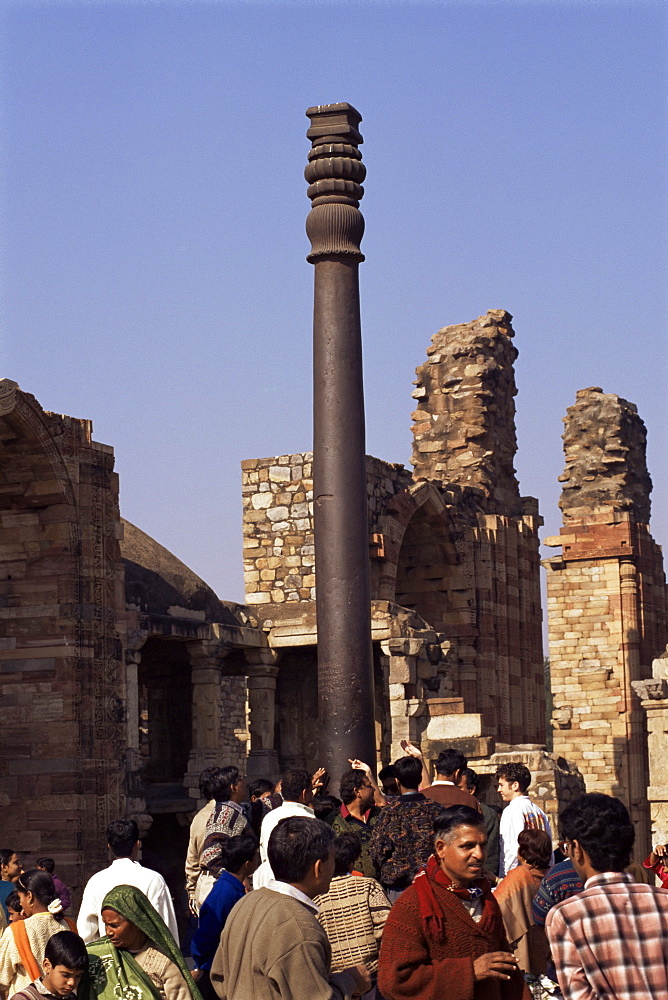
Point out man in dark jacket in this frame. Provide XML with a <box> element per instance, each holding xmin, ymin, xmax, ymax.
<box><xmin>458</xmin><ymin>767</ymin><xmax>501</xmax><ymax>878</ymax></box>
<box><xmin>368</xmin><ymin>756</ymin><xmax>443</xmax><ymax>901</ymax></box>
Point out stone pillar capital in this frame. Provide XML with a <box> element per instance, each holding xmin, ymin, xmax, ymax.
<box><xmin>305</xmin><ymin>103</ymin><xmax>365</xmax><ymax>264</ymax></box>
<box><xmin>245</xmin><ymin>647</ymin><xmax>280</xmax><ymax>672</ymax></box>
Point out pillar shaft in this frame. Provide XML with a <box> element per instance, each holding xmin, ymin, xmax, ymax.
<box><xmin>305</xmin><ymin>103</ymin><xmax>376</xmax><ymax>785</ymax></box>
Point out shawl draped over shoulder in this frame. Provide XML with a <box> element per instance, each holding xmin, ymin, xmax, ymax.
<box><xmin>79</xmin><ymin>885</ymin><xmax>202</xmax><ymax>1000</ymax></box>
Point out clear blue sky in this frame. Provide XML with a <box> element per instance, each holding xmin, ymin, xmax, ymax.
<box><xmin>2</xmin><ymin>0</ymin><xmax>666</xmax><ymax>604</ymax></box>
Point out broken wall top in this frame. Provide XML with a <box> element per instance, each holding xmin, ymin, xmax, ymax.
<box><xmin>410</xmin><ymin>310</ymin><xmax>521</xmax><ymax>514</ymax></box>
<box><xmin>559</xmin><ymin>386</ymin><xmax>652</xmax><ymax>524</ymax></box>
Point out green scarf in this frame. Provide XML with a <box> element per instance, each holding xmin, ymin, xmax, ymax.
<box><xmin>80</xmin><ymin>884</ymin><xmax>202</xmax><ymax>1000</ymax></box>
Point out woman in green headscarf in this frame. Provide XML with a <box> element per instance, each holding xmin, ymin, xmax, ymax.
<box><xmin>81</xmin><ymin>885</ymin><xmax>202</xmax><ymax>1000</ymax></box>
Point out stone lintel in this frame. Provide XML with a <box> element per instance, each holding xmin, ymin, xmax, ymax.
<box><xmin>423</xmin><ymin>736</ymin><xmax>496</xmax><ymax>759</ymax></box>
<box><xmin>425</xmin><ymin>697</ymin><xmax>465</xmax><ymax>716</ymax></box>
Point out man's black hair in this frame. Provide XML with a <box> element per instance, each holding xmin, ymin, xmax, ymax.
<box><xmin>0</xmin><ymin>849</ymin><xmax>16</xmax><ymax>869</ymax></box>
<box><xmin>106</xmin><ymin>819</ymin><xmax>139</xmax><ymax>858</ymax></box>
<box><xmin>44</xmin><ymin>931</ymin><xmax>89</xmax><ymax>971</ymax></box>
<box><xmin>248</xmin><ymin>778</ymin><xmax>274</xmax><ymax>800</ymax></box>
<box><xmin>5</xmin><ymin>890</ymin><xmax>20</xmax><ymax>914</ymax></box>
<box><xmin>433</xmin><ymin>805</ymin><xmax>486</xmax><ymax>843</ymax></box>
<box><xmin>199</xmin><ymin>766</ymin><xmax>221</xmax><ymax>801</ymax></box>
<box><xmin>460</xmin><ymin>767</ymin><xmax>479</xmax><ymax>793</ymax></box>
<box><xmin>339</xmin><ymin>769</ymin><xmax>368</xmax><ymax>807</ymax></box>
<box><xmin>559</xmin><ymin>793</ymin><xmax>634</xmax><ymax>873</ymax></box>
<box><xmin>280</xmin><ymin>769</ymin><xmax>312</xmax><ymax>802</ymax></box>
<box><xmin>312</xmin><ymin>794</ymin><xmax>341</xmax><ymax>821</ymax></box>
<box><xmin>435</xmin><ymin>748</ymin><xmax>467</xmax><ymax>777</ymax></box>
<box><xmin>392</xmin><ymin>756</ymin><xmax>422</xmax><ymax>790</ymax></box>
<box><xmin>35</xmin><ymin>857</ymin><xmax>55</xmax><ymax>874</ymax></box>
<box><xmin>268</xmin><ymin>817</ymin><xmax>335</xmax><ymax>883</ymax></box>
<box><xmin>333</xmin><ymin>833</ymin><xmax>362</xmax><ymax>876</ymax></box>
<box><xmin>378</xmin><ymin>764</ymin><xmax>396</xmax><ymax>783</ymax></box>
<box><xmin>16</xmin><ymin>871</ymin><xmax>63</xmax><ymax>919</ymax></box>
<box><xmin>495</xmin><ymin>762</ymin><xmax>531</xmax><ymax>793</ymax></box>
<box><xmin>209</xmin><ymin>766</ymin><xmax>242</xmax><ymax>802</ymax></box>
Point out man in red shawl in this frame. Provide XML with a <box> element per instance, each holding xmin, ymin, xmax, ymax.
<box><xmin>377</xmin><ymin>805</ymin><xmax>530</xmax><ymax>1000</ymax></box>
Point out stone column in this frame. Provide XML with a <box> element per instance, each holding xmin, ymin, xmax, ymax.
<box><xmin>305</xmin><ymin>102</ymin><xmax>376</xmax><ymax>786</ymax></box>
<box><xmin>184</xmin><ymin>640</ymin><xmax>224</xmax><ymax>800</ymax></box>
<box><xmin>632</xmin><ymin>678</ymin><xmax>668</xmax><ymax>846</ymax></box>
<box><xmin>245</xmin><ymin>648</ymin><xmax>280</xmax><ymax>780</ymax></box>
<box><xmin>382</xmin><ymin>638</ymin><xmax>425</xmax><ymax>761</ymax></box>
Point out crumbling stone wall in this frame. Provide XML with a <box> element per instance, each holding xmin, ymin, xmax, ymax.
<box><xmin>242</xmin><ymin>315</ymin><xmax>545</xmax><ymax>749</ymax></box>
<box><xmin>241</xmin><ymin>453</ymin><xmax>411</xmax><ymax>611</ymax></box>
<box><xmin>545</xmin><ymin>387</ymin><xmax>667</xmax><ymax>852</ymax></box>
<box><xmin>560</xmin><ymin>388</ymin><xmax>652</xmax><ymax>523</ymax></box>
<box><xmin>411</xmin><ymin>310</ymin><xmax>521</xmax><ymax>514</ymax></box>
<box><xmin>219</xmin><ymin>675</ymin><xmax>250</xmax><ymax>766</ymax></box>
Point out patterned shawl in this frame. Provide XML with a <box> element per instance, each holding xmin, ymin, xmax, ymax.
<box><xmin>80</xmin><ymin>885</ymin><xmax>202</xmax><ymax>1000</ymax></box>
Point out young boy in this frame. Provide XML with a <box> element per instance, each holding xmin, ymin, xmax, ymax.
<box><xmin>5</xmin><ymin>891</ymin><xmax>23</xmax><ymax>923</ymax></box>
<box><xmin>191</xmin><ymin>833</ymin><xmax>260</xmax><ymax>1000</ymax></box>
<box><xmin>9</xmin><ymin>931</ymin><xmax>88</xmax><ymax>1000</ymax></box>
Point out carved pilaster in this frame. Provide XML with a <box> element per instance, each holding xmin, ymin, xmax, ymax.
<box><xmin>305</xmin><ymin>104</ymin><xmax>365</xmax><ymax>263</ymax></box>
<box><xmin>184</xmin><ymin>641</ymin><xmax>225</xmax><ymax>797</ymax></box>
<box><xmin>245</xmin><ymin>648</ymin><xmax>280</xmax><ymax>779</ymax></box>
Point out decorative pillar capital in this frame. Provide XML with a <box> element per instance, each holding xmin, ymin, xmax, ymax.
<box><xmin>305</xmin><ymin>103</ymin><xmax>366</xmax><ymax>263</ymax></box>
<box><xmin>245</xmin><ymin>647</ymin><xmax>280</xmax><ymax>674</ymax></box>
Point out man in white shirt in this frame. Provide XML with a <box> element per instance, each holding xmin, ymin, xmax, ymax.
<box><xmin>496</xmin><ymin>762</ymin><xmax>553</xmax><ymax>877</ymax></box>
<box><xmin>253</xmin><ymin>768</ymin><xmax>317</xmax><ymax>889</ymax></box>
<box><xmin>77</xmin><ymin>818</ymin><xmax>179</xmax><ymax>943</ymax></box>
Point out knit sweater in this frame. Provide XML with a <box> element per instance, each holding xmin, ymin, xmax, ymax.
<box><xmin>314</xmin><ymin>873</ymin><xmax>390</xmax><ymax>974</ymax></box>
<box><xmin>134</xmin><ymin>942</ymin><xmax>191</xmax><ymax>1000</ymax></box>
<box><xmin>377</xmin><ymin>877</ymin><xmax>530</xmax><ymax>1000</ymax></box>
<box><xmin>210</xmin><ymin>887</ymin><xmax>357</xmax><ymax>1000</ymax></box>
<box><xmin>0</xmin><ymin>913</ymin><xmax>68</xmax><ymax>994</ymax></box>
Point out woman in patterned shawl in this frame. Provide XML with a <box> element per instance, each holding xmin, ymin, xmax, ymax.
<box><xmin>81</xmin><ymin>885</ymin><xmax>201</xmax><ymax>1000</ymax></box>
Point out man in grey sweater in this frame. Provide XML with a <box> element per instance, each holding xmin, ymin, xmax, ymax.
<box><xmin>211</xmin><ymin>818</ymin><xmax>370</xmax><ymax>1000</ymax></box>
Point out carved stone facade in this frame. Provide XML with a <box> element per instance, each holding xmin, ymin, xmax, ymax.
<box><xmin>0</xmin><ymin>380</ymin><xmax>126</xmax><ymax>882</ymax></box>
<box><xmin>545</xmin><ymin>387</ymin><xmax>668</xmax><ymax>849</ymax></box>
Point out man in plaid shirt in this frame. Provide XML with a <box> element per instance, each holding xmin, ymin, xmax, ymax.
<box><xmin>546</xmin><ymin>793</ymin><xmax>668</xmax><ymax>999</ymax></box>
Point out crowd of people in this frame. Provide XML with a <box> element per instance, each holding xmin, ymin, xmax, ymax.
<box><xmin>0</xmin><ymin>744</ymin><xmax>667</xmax><ymax>1000</ymax></box>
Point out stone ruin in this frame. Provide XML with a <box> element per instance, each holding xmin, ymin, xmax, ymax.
<box><xmin>544</xmin><ymin>386</ymin><xmax>668</xmax><ymax>849</ymax></box>
<box><xmin>2</xmin><ymin>313</ymin><xmax>667</xmax><ymax>910</ymax></box>
<box><xmin>241</xmin><ymin>310</ymin><xmax>580</xmax><ymax>827</ymax></box>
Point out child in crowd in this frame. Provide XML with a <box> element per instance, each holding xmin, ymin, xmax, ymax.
<box><xmin>4</xmin><ymin>895</ymin><xmax>22</xmax><ymax>924</ymax></box>
<box><xmin>33</xmin><ymin>863</ymin><xmax>70</xmax><ymax>915</ymax></box>
<box><xmin>9</xmin><ymin>931</ymin><xmax>87</xmax><ymax>1000</ymax></box>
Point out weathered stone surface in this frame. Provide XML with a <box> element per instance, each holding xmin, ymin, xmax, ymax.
<box><xmin>410</xmin><ymin>310</ymin><xmax>521</xmax><ymax>514</ymax></box>
<box><xmin>546</xmin><ymin>387</ymin><xmax>667</xmax><ymax>853</ymax></box>
<box><xmin>559</xmin><ymin>387</ymin><xmax>652</xmax><ymax>523</ymax></box>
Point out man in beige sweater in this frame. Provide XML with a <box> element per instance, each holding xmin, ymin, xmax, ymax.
<box><xmin>210</xmin><ymin>818</ymin><xmax>371</xmax><ymax>1000</ymax></box>
<box><xmin>185</xmin><ymin>767</ymin><xmax>220</xmax><ymax>915</ymax></box>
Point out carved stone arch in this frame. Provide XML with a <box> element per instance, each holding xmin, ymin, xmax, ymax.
<box><xmin>373</xmin><ymin>482</ymin><xmax>475</xmax><ymax>636</ymax></box>
<box><xmin>0</xmin><ymin>379</ymin><xmax>77</xmax><ymax>507</ymax></box>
